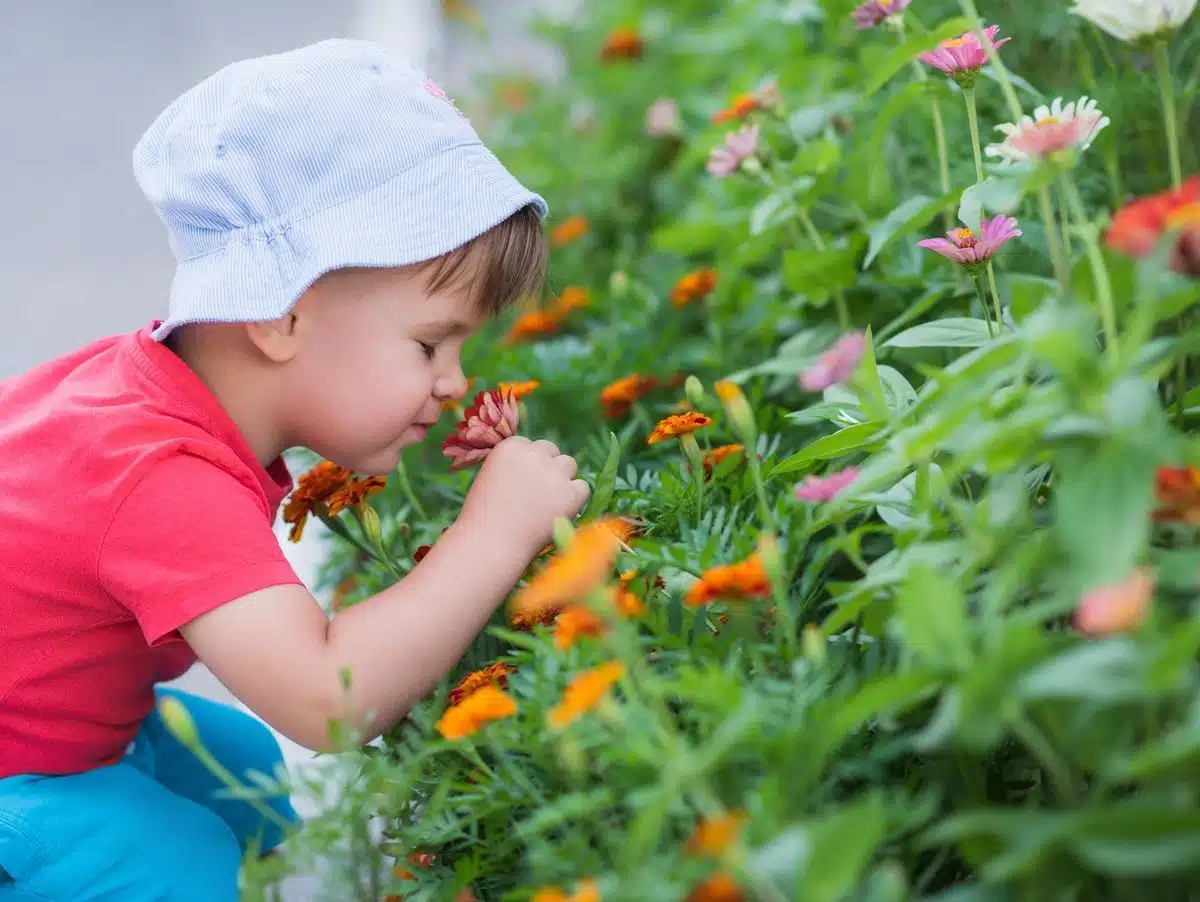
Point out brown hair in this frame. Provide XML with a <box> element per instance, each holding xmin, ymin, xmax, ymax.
<box><xmin>417</xmin><ymin>202</ymin><xmax>548</xmax><ymax>317</ymax></box>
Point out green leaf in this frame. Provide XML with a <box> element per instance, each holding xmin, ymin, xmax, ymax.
<box><xmin>855</xmin><ymin>326</ymin><xmax>890</xmax><ymax>423</ymax></box>
<box><xmin>1017</xmin><ymin>640</ymin><xmax>1147</xmax><ymax>704</ymax></box>
<box><xmin>864</xmin><ymin>194</ymin><xmax>947</xmax><ymax>269</ymax></box>
<box><xmin>1053</xmin><ymin>444</ymin><xmax>1156</xmax><ymax>590</ymax></box>
<box><xmin>749</xmin><ymin>191</ymin><xmax>794</xmax><ymax>236</ymax></box>
<box><xmin>783</xmin><ymin>246</ymin><xmax>859</xmax><ymax>296</ymax></box>
<box><xmin>859</xmin><ymin>16</ymin><xmax>974</xmax><ymax>99</ymax></box>
<box><xmin>884</xmin><ymin>318</ymin><xmax>993</xmax><ymax>348</ymax></box>
<box><xmin>771</xmin><ymin>422</ymin><xmax>884</xmax><ymax>475</ymax></box>
<box><xmin>897</xmin><ymin>563</ymin><xmax>972</xmax><ymax>671</ymax></box>
<box><xmin>581</xmin><ymin>431</ymin><xmax>621</xmax><ymax>520</ymax></box>
<box><xmin>877</xmin><ymin>365</ymin><xmax>918</xmax><ymax>412</ymax></box>
<box><xmin>797</xmin><ymin>793</ymin><xmax>888</xmax><ymax>902</ymax></box>
<box><xmin>1071</xmin><ymin>806</ymin><xmax>1200</xmax><ymax>876</ymax></box>
<box><xmin>957</xmin><ymin>174</ymin><xmax>1028</xmax><ymax>227</ymax></box>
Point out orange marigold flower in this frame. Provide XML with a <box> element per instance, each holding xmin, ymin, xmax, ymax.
<box><xmin>532</xmin><ymin>878</ymin><xmax>600</xmax><ymax>902</ymax></box>
<box><xmin>548</xmin><ymin>661</ymin><xmax>625</xmax><ymax>729</ymax></box>
<box><xmin>1106</xmin><ymin>175</ymin><xmax>1200</xmax><ymax>276</ymax></box>
<box><xmin>648</xmin><ymin>411</ymin><xmax>712</xmax><ymax>445</ymax></box>
<box><xmin>509</xmin><ymin>518</ymin><xmax>630</xmax><ymax>623</ymax></box>
<box><xmin>392</xmin><ymin>850</ymin><xmax>437</xmax><ymax>881</ymax></box>
<box><xmin>600</xmin><ymin>373</ymin><xmax>659</xmax><ymax>418</ymax></box>
<box><xmin>609</xmin><ymin>584</ymin><xmax>646</xmax><ymax>617</ymax></box>
<box><xmin>702</xmin><ymin>443</ymin><xmax>746</xmax><ymax>476</ymax></box>
<box><xmin>554</xmin><ymin>604</ymin><xmax>607</xmax><ymax>650</ymax></box>
<box><xmin>687</xmin><ymin>871</ymin><xmax>744</xmax><ymax>902</ymax></box>
<box><xmin>600</xmin><ymin>26</ymin><xmax>643</xmax><ymax>61</ymax></box>
<box><xmin>712</xmin><ymin>93</ymin><xmax>760</xmax><ymax>124</ymax></box>
<box><xmin>686</xmin><ymin>811</ymin><xmax>748</xmax><ymax>857</ymax></box>
<box><xmin>448</xmin><ymin>662</ymin><xmax>516</xmax><ymax>705</ymax></box>
<box><xmin>550</xmin><ymin>214</ymin><xmax>591</xmax><ymax>247</ymax></box>
<box><xmin>685</xmin><ymin>553</ymin><xmax>771</xmax><ymax>607</ymax></box>
<box><xmin>670</xmin><ymin>268</ymin><xmax>718</xmax><ymax>308</ymax></box>
<box><xmin>506</xmin><ymin>310</ymin><xmax>561</xmax><ymax>344</ymax></box>
<box><xmin>435</xmin><ymin>684</ymin><xmax>517</xmax><ymax>741</ymax></box>
<box><xmin>1154</xmin><ymin>465</ymin><xmax>1200</xmax><ymax>524</ymax></box>
<box><xmin>282</xmin><ymin>461</ymin><xmax>352</xmax><ymax>541</ymax></box>
<box><xmin>620</xmin><ymin>569</ymin><xmax>666</xmax><ymax>591</ymax></box>
<box><xmin>326</xmin><ymin>475</ymin><xmax>388</xmax><ymax>517</ymax></box>
<box><xmin>552</xmin><ymin>286</ymin><xmax>591</xmax><ymax>316</ymax></box>
<box><xmin>496</xmin><ymin>379</ymin><xmax>541</xmax><ymax>400</ymax></box>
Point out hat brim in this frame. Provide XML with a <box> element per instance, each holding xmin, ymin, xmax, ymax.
<box><xmin>150</xmin><ymin>142</ymin><xmax>548</xmax><ymax>341</ymax></box>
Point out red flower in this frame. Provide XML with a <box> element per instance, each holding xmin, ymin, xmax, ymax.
<box><xmin>1106</xmin><ymin>176</ymin><xmax>1200</xmax><ymax>276</ymax></box>
<box><xmin>441</xmin><ymin>388</ymin><xmax>520</xmax><ymax>470</ymax></box>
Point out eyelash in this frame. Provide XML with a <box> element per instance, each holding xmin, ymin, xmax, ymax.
<box><xmin>418</xmin><ymin>342</ymin><xmax>438</xmax><ymax>360</ymax></box>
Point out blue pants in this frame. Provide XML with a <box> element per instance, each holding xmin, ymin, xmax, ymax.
<box><xmin>0</xmin><ymin>688</ymin><xmax>299</xmax><ymax>901</ymax></box>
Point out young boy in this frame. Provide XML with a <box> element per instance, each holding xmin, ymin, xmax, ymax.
<box><xmin>0</xmin><ymin>38</ymin><xmax>589</xmax><ymax>901</ymax></box>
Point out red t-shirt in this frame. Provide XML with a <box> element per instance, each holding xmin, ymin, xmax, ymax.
<box><xmin>0</xmin><ymin>325</ymin><xmax>304</xmax><ymax>778</ymax></box>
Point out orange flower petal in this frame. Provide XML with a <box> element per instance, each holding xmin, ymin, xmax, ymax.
<box><xmin>547</xmin><ymin>661</ymin><xmax>625</xmax><ymax>729</ymax></box>
<box><xmin>435</xmin><ymin>684</ymin><xmax>517</xmax><ymax>740</ymax></box>
<box><xmin>685</xmin><ymin>553</ymin><xmax>771</xmax><ymax>607</ymax></box>
<box><xmin>647</xmin><ymin>411</ymin><xmax>712</xmax><ymax>444</ymax></box>
<box><xmin>510</xmin><ymin>519</ymin><xmax>628</xmax><ymax>621</ymax></box>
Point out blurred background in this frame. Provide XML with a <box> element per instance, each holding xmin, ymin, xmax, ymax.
<box><xmin>0</xmin><ymin>2</ymin><xmax>571</xmax><ymax>896</ymax></box>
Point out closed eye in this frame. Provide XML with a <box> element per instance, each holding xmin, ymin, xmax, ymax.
<box><xmin>418</xmin><ymin>341</ymin><xmax>438</xmax><ymax>360</ymax></box>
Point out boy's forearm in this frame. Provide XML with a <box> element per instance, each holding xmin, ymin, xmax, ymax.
<box><xmin>315</xmin><ymin>518</ymin><xmax>532</xmax><ymax>746</ymax></box>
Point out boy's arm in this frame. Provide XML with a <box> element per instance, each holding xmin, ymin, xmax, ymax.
<box><xmin>178</xmin><ymin>437</ymin><xmax>588</xmax><ymax>750</ymax></box>
<box><xmin>179</xmin><ymin>515</ymin><xmax>532</xmax><ymax>750</ymax></box>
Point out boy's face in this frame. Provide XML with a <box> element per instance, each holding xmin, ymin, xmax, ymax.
<box><xmin>286</xmin><ymin>267</ymin><xmax>480</xmax><ymax>475</ymax></box>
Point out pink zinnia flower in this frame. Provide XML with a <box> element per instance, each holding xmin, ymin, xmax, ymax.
<box><xmin>918</xmin><ymin>215</ymin><xmax>1022</xmax><ymax>268</ymax></box>
<box><xmin>441</xmin><ymin>388</ymin><xmax>520</xmax><ymax>470</ymax></box>
<box><xmin>919</xmin><ymin>25</ymin><xmax>1009</xmax><ymax>87</ymax></box>
<box><xmin>706</xmin><ymin>124</ymin><xmax>761</xmax><ymax>178</ymax></box>
<box><xmin>1073</xmin><ymin>567</ymin><xmax>1154</xmax><ymax>636</ymax></box>
<box><xmin>986</xmin><ymin>96</ymin><xmax>1111</xmax><ymax>166</ymax></box>
<box><xmin>645</xmin><ymin>97</ymin><xmax>681</xmax><ymax>137</ymax></box>
<box><xmin>800</xmin><ymin>331</ymin><xmax>867</xmax><ymax>392</ymax></box>
<box><xmin>795</xmin><ymin>467</ymin><xmax>860</xmax><ymax>503</ymax></box>
<box><xmin>852</xmin><ymin>0</ymin><xmax>911</xmax><ymax>28</ymax></box>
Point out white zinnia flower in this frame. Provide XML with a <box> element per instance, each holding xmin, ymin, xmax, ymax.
<box><xmin>1071</xmin><ymin>0</ymin><xmax>1197</xmax><ymax>43</ymax></box>
<box><xmin>985</xmin><ymin>96</ymin><xmax>1111</xmax><ymax>166</ymax></box>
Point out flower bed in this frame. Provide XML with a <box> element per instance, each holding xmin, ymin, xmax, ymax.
<box><xmin>257</xmin><ymin>1</ymin><xmax>1200</xmax><ymax>899</ymax></box>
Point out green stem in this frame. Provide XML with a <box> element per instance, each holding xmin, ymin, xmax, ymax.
<box><xmin>681</xmin><ymin>434</ymin><xmax>705</xmax><ymax>524</ymax></box>
<box><xmin>963</xmin><ymin>87</ymin><xmax>985</xmax><ymax>184</ymax></box>
<box><xmin>1174</xmin><ymin>323</ymin><xmax>1188</xmax><ymax>426</ymax></box>
<box><xmin>1062</xmin><ymin>174</ymin><xmax>1119</xmax><ymax>362</ymax></box>
<box><xmin>985</xmin><ymin>262</ymin><xmax>1005</xmax><ymax>330</ymax></box>
<box><xmin>972</xmin><ymin>274</ymin><xmax>996</xmax><ymax>337</ymax></box>
<box><xmin>931</xmin><ymin>95</ymin><xmax>954</xmax><ymax>226</ymax></box>
<box><xmin>1057</xmin><ymin>181</ymin><xmax>1073</xmax><ymax>255</ymax></box>
<box><xmin>191</xmin><ymin>744</ymin><xmax>297</xmax><ymax>832</ymax></box>
<box><xmin>1153</xmin><ymin>39</ymin><xmax>1183</xmax><ymax>189</ymax></box>
<box><xmin>797</xmin><ymin>209</ymin><xmax>852</xmax><ymax>329</ymax></box>
<box><xmin>1036</xmin><ymin>183</ymin><xmax>1069</xmax><ymax>296</ymax></box>
<box><xmin>1011</xmin><ymin>713</ymin><xmax>1078</xmax><ymax>805</ymax></box>
<box><xmin>393</xmin><ymin>455</ymin><xmax>428</xmax><ymax>520</ymax></box>
<box><xmin>955</xmin><ymin>0</ymin><xmax>1024</xmax><ymax>121</ymax></box>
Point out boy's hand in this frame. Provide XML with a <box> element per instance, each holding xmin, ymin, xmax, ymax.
<box><xmin>460</xmin><ymin>437</ymin><xmax>590</xmax><ymax>555</ymax></box>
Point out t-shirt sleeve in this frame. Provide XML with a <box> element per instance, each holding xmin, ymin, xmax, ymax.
<box><xmin>98</xmin><ymin>453</ymin><xmax>305</xmax><ymax>645</ymax></box>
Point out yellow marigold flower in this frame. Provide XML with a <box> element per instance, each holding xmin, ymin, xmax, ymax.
<box><xmin>600</xmin><ymin>373</ymin><xmax>659</xmax><ymax>418</ymax></box>
<box><xmin>686</xmin><ymin>811</ymin><xmax>748</xmax><ymax>857</ymax></box>
<box><xmin>448</xmin><ymin>662</ymin><xmax>516</xmax><ymax>705</ymax></box>
<box><xmin>670</xmin><ymin>268</ymin><xmax>718</xmax><ymax>308</ymax></box>
<box><xmin>554</xmin><ymin>604</ymin><xmax>607</xmax><ymax>650</ymax></box>
<box><xmin>548</xmin><ymin>661</ymin><xmax>625</xmax><ymax>729</ymax></box>
<box><xmin>686</xmin><ymin>553</ymin><xmax>771</xmax><ymax>607</ymax></box>
<box><xmin>435</xmin><ymin>684</ymin><xmax>517</xmax><ymax>741</ymax></box>
<box><xmin>506</xmin><ymin>310</ymin><xmax>561</xmax><ymax>344</ymax></box>
<box><xmin>496</xmin><ymin>379</ymin><xmax>541</xmax><ymax>401</ymax></box>
<box><xmin>647</xmin><ymin>411</ymin><xmax>712</xmax><ymax>445</ymax></box>
<box><xmin>509</xmin><ymin>518</ymin><xmax>630</xmax><ymax>623</ymax></box>
<box><xmin>552</xmin><ymin>286</ymin><xmax>591</xmax><ymax>316</ymax></box>
<box><xmin>687</xmin><ymin>871</ymin><xmax>744</xmax><ymax>902</ymax></box>
<box><xmin>550</xmin><ymin>214</ymin><xmax>590</xmax><ymax>247</ymax></box>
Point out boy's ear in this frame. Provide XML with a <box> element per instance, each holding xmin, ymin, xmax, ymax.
<box><xmin>244</xmin><ymin>313</ymin><xmax>300</xmax><ymax>363</ymax></box>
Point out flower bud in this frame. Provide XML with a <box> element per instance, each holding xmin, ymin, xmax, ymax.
<box><xmin>359</xmin><ymin>504</ymin><xmax>384</xmax><ymax>553</ymax></box>
<box><xmin>684</xmin><ymin>375</ymin><xmax>706</xmax><ymax>409</ymax></box>
<box><xmin>158</xmin><ymin>696</ymin><xmax>200</xmax><ymax>749</ymax></box>
<box><xmin>714</xmin><ymin>380</ymin><xmax>757</xmax><ymax>443</ymax></box>
<box><xmin>552</xmin><ymin>516</ymin><xmax>575</xmax><ymax>550</ymax></box>
<box><xmin>757</xmin><ymin>532</ymin><xmax>783</xmax><ymax>587</ymax></box>
<box><xmin>802</xmin><ymin>624</ymin><xmax>827</xmax><ymax>664</ymax></box>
